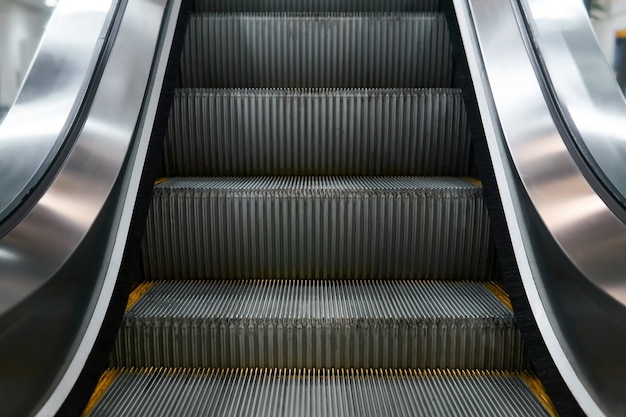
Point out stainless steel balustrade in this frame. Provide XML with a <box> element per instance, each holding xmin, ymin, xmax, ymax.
<box><xmin>455</xmin><ymin>0</ymin><xmax>626</xmax><ymax>415</ymax></box>
<box><xmin>0</xmin><ymin>0</ymin><xmax>116</xmax><ymax>224</ymax></box>
<box><xmin>0</xmin><ymin>0</ymin><xmax>184</xmax><ymax>416</ymax></box>
<box><xmin>521</xmin><ymin>0</ymin><xmax>626</xmax><ymax>209</ymax></box>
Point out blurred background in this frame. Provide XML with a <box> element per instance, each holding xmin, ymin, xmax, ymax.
<box><xmin>0</xmin><ymin>0</ymin><xmax>56</xmax><ymax>122</ymax></box>
<box><xmin>588</xmin><ymin>0</ymin><xmax>626</xmax><ymax>95</ymax></box>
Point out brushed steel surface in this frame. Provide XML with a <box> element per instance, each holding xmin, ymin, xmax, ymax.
<box><xmin>0</xmin><ymin>0</ymin><xmax>115</xmax><ymax>222</ymax></box>
<box><xmin>521</xmin><ymin>0</ymin><xmax>626</xmax><ymax>207</ymax></box>
<box><xmin>143</xmin><ymin>177</ymin><xmax>494</xmax><ymax>281</ymax></box>
<box><xmin>85</xmin><ymin>368</ymin><xmax>552</xmax><ymax>417</ymax></box>
<box><xmin>0</xmin><ymin>0</ymin><xmax>165</xmax><ymax>315</ymax></box>
<box><xmin>165</xmin><ymin>88</ymin><xmax>471</xmax><ymax>176</ymax></box>
<box><xmin>180</xmin><ymin>13</ymin><xmax>452</xmax><ymax>88</ymax></box>
<box><xmin>455</xmin><ymin>0</ymin><xmax>626</xmax><ymax>414</ymax></box>
<box><xmin>112</xmin><ymin>280</ymin><xmax>526</xmax><ymax>370</ymax></box>
<box><xmin>0</xmin><ymin>0</ymin><xmax>183</xmax><ymax>415</ymax></box>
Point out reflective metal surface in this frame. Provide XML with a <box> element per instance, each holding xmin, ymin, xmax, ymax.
<box><xmin>0</xmin><ymin>0</ymin><xmax>115</xmax><ymax>224</ymax></box>
<box><xmin>0</xmin><ymin>1</ymin><xmax>56</xmax><ymax>121</ymax></box>
<box><xmin>0</xmin><ymin>0</ymin><xmax>183</xmax><ymax>415</ymax></box>
<box><xmin>520</xmin><ymin>0</ymin><xmax>626</xmax><ymax>210</ymax></box>
<box><xmin>454</xmin><ymin>0</ymin><xmax>626</xmax><ymax>415</ymax></box>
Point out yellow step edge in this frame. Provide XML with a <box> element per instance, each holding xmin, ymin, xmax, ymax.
<box><xmin>521</xmin><ymin>372</ymin><xmax>559</xmax><ymax>417</ymax></box>
<box><xmin>125</xmin><ymin>281</ymin><xmax>154</xmax><ymax>313</ymax></box>
<box><xmin>484</xmin><ymin>281</ymin><xmax>513</xmax><ymax>311</ymax></box>
<box><xmin>83</xmin><ymin>367</ymin><xmax>558</xmax><ymax>416</ymax></box>
<box><xmin>81</xmin><ymin>369</ymin><xmax>120</xmax><ymax>417</ymax></box>
<box><xmin>617</xmin><ymin>29</ymin><xmax>626</xmax><ymax>39</ymax></box>
<box><xmin>462</xmin><ymin>176</ymin><xmax>483</xmax><ymax>187</ymax></box>
<box><xmin>154</xmin><ymin>177</ymin><xmax>170</xmax><ymax>186</ymax></box>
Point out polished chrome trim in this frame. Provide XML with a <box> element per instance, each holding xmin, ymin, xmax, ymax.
<box><xmin>520</xmin><ymin>0</ymin><xmax>626</xmax><ymax>209</ymax></box>
<box><xmin>454</xmin><ymin>0</ymin><xmax>626</xmax><ymax>415</ymax></box>
<box><xmin>0</xmin><ymin>0</ymin><xmax>117</xmax><ymax>224</ymax></box>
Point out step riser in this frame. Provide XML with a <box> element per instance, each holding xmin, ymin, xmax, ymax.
<box><xmin>142</xmin><ymin>178</ymin><xmax>494</xmax><ymax>280</ymax></box>
<box><xmin>113</xmin><ymin>280</ymin><xmax>524</xmax><ymax>369</ymax></box>
<box><xmin>180</xmin><ymin>14</ymin><xmax>452</xmax><ymax>88</ymax></box>
<box><xmin>196</xmin><ymin>0</ymin><xmax>440</xmax><ymax>13</ymax></box>
<box><xmin>86</xmin><ymin>369</ymin><xmax>552</xmax><ymax>417</ymax></box>
<box><xmin>112</xmin><ymin>320</ymin><xmax>526</xmax><ymax>370</ymax></box>
<box><xmin>165</xmin><ymin>89</ymin><xmax>470</xmax><ymax>176</ymax></box>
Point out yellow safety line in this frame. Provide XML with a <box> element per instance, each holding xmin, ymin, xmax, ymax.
<box><xmin>484</xmin><ymin>282</ymin><xmax>513</xmax><ymax>311</ymax></box>
<box><xmin>617</xmin><ymin>29</ymin><xmax>626</xmax><ymax>39</ymax></box>
<box><xmin>462</xmin><ymin>176</ymin><xmax>483</xmax><ymax>187</ymax></box>
<box><xmin>80</xmin><ymin>367</ymin><xmax>556</xmax><ymax>417</ymax></box>
<box><xmin>521</xmin><ymin>372</ymin><xmax>559</xmax><ymax>417</ymax></box>
<box><xmin>154</xmin><ymin>177</ymin><xmax>170</xmax><ymax>186</ymax></box>
<box><xmin>125</xmin><ymin>281</ymin><xmax>155</xmax><ymax>313</ymax></box>
<box><xmin>81</xmin><ymin>369</ymin><xmax>120</xmax><ymax>417</ymax></box>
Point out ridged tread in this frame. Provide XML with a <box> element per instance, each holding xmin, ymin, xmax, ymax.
<box><xmin>195</xmin><ymin>0</ymin><xmax>440</xmax><ymax>13</ymax></box>
<box><xmin>180</xmin><ymin>13</ymin><xmax>452</xmax><ymax>88</ymax></box>
<box><xmin>86</xmin><ymin>2</ymin><xmax>556</xmax><ymax>414</ymax></box>
<box><xmin>111</xmin><ymin>280</ymin><xmax>527</xmax><ymax>370</ymax></box>
<box><xmin>84</xmin><ymin>368</ymin><xmax>553</xmax><ymax>417</ymax></box>
<box><xmin>165</xmin><ymin>88</ymin><xmax>470</xmax><ymax>176</ymax></box>
<box><xmin>142</xmin><ymin>177</ymin><xmax>494</xmax><ymax>281</ymax></box>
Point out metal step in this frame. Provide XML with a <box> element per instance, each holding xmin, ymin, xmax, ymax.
<box><xmin>180</xmin><ymin>13</ymin><xmax>452</xmax><ymax>88</ymax></box>
<box><xmin>142</xmin><ymin>177</ymin><xmax>494</xmax><ymax>280</ymax></box>
<box><xmin>83</xmin><ymin>368</ymin><xmax>554</xmax><ymax>417</ymax></box>
<box><xmin>195</xmin><ymin>0</ymin><xmax>440</xmax><ymax>13</ymax></box>
<box><xmin>165</xmin><ymin>89</ymin><xmax>471</xmax><ymax>176</ymax></box>
<box><xmin>111</xmin><ymin>280</ymin><xmax>526</xmax><ymax>370</ymax></box>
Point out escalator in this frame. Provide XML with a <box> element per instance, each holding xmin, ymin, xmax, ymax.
<box><xmin>3</xmin><ymin>0</ymin><xmax>626</xmax><ymax>416</ymax></box>
<box><xmin>78</xmin><ymin>1</ymin><xmax>556</xmax><ymax>415</ymax></box>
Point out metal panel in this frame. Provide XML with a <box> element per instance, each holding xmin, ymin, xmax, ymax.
<box><xmin>0</xmin><ymin>0</ymin><xmax>114</xmax><ymax>222</ymax></box>
<box><xmin>454</xmin><ymin>0</ymin><xmax>626</xmax><ymax>414</ymax></box>
<box><xmin>521</xmin><ymin>0</ymin><xmax>626</xmax><ymax>207</ymax></box>
<box><xmin>0</xmin><ymin>0</ymin><xmax>185</xmax><ymax>416</ymax></box>
<box><xmin>180</xmin><ymin>13</ymin><xmax>453</xmax><ymax>88</ymax></box>
<box><xmin>112</xmin><ymin>280</ymin><xmax>526</xmax><ymax>369</ymax></box>
<box><xmin>165</xmin><ymin>88</ymin><xmax>471</xmax><ymax>176</ymax></box>
<box><xmin>143</xmin><ymin>177</ymin><xmax>494</xmax><ymax>280</ymax></box>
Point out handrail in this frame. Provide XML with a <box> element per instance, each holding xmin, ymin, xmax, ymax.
<box><xmin>453</xmin><ymin>0</ymin><xmax>626</xmax><ymax>415</ymax></box>
<box><xmin>519</xmin><ymin>0</ymin><xmax>626</xmax><ymax>212</ymax></box>
<box><xmin>0</xmin><ymin>0</ymin><xmax>117</xmax><ymax>227</ymax></box>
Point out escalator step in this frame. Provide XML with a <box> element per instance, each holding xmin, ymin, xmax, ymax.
<box><xmin>83</xmin><ymin>368</ymin><xmax>554</xmax><ymax>417</ymax></box>
<box><xmin>195</xmin><ymin>0</ymin><xmax>439</xmax><ymax>13</ymax></box>
<box><xmin>111</xmin><ymin>280</ymin><xmax>527</xmax><ymax>370</ymax></box>
<box><xmin>165</xmin><ymin>89</ymin><xmax>470</xmax><ymax>176</ymax></box>
<box><xmin>143</xmin><ymin>177</ymin><xmax>494</xmax><ymax>280</ymax></box>
<box><xmin>180</xmin><ymin>13</ymin><xmax>452</xmax><ymax>88</ymax></box>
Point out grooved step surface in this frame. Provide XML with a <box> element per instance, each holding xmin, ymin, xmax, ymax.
<box><xmin>142</xmin><ymin>177</ymin><xmax>494</xmax><ymax>280</ymax></box>
<box><xmin>195</xmin><ymin>0</ymin><xmax>439</xmax><ymax>13</ymax></box>
<box><xmin>165</xmin><ymin>89</ymin><xmax>470</xmax><ymax>176</ymax></box>
<box><xmin>111</xmin><ymin>280</ymin><xmax>527</xmax><ymax>370</ymax></box>
<box><xmin>180</xmin><ymin>13</ymin><xmax>452</xmax><ymax>88</ymax></box>
<box><xmin>85</xmin><ymin>368</ymin><xmax>552</xmax><ymax>417</ymax></box>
